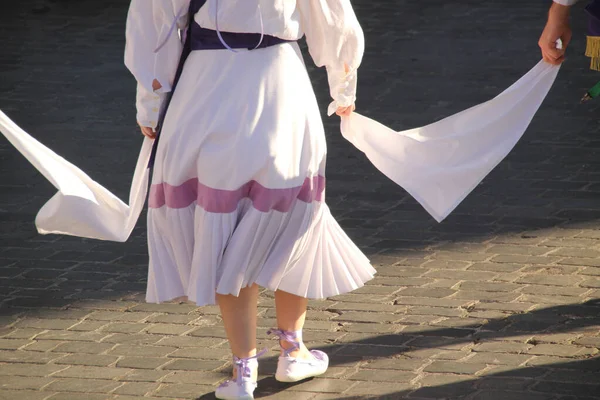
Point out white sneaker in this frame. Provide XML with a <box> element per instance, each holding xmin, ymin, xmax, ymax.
<box><xmin>215</xmin><ymin>350</ymin><xmax>266</xmax><ymax>400</ymax></box>
<box><xmin>267</xmin><ymin>328</ymin><xmax>329</xmax><ymax>383</ymax></box>
<box><xmin>215</xmin><ymin>379</ymin><xmax>256</xmax><ymax>400</ymax></box>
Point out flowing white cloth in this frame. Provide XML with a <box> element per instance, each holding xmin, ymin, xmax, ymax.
<box><xmin>0</xmin><ymin>61</ymin><xmax>560</xmax><ymax>241</ymax></box>
<box><xmin>0</xmin><ymin>112</ymin><xmax>153</xmax><ymax>242</ymax></box>
<box><xmin>342</xmin><ymin>61</ymin><xmax>560</xmax><ymax>222</ymax></box>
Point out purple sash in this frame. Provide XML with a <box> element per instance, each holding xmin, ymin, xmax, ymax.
<box><xmin>587</xmin><ymin>0</ymin><xmax>600</xmax><ymax>36</ymax></box>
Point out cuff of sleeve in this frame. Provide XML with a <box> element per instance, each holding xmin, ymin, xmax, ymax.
<box><xmin>327</xmin><ymin>67</ymin><xmax>358</xmax><ymax>116</ymax></box>
<box><xmin>135</xmin><ymin>82</ymin><xmax>167</xmax><ymax>129</ymax></box>
<box><xmin>553</xmin><ymin>0</ymin><xmax>577</xmax><ymax>6</ymax></box>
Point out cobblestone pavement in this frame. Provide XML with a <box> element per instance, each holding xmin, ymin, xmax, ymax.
<box><xmin>1</xmin><ymin>0</ymin><xmax>599</xmax><ymax>399</ymax></box>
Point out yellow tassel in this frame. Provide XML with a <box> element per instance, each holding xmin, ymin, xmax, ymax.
<box><xmin>586</xmin><ymin>36</ymin><xmax>600</xmax><ymax>57</ymax></box>
<box><xmin>586</xmin><ymin>36</ymin><xmax>600</xmax><ymax>71</ymax></box>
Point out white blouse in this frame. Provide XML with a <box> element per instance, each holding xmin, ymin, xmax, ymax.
<box><xmin>125</xmin><ymin>0</ymin><xmax>365</xmax><ymax>128</ymax></box>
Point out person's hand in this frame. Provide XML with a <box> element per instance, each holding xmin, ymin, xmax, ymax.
<box><xmin>139</xmin><ymin>125</ymin><xmax>156</xmax><ymax>139</ymax></box>
<box><xmin>138</xmin><ymin>79</ymin><xmax>163</xmax><ymax>139</ymax></box>
<box><xmin>539</xmin><ymin>3</ymin><xmax>572</xmax><ymax>65</ymax></box>
<box><xmin>336</xmin><ymin>64</ymin><xmax>356</xmax><ymax>117</ymax></box>
<box><xmin>336</xmin><ymin>104</ymin><xmax>355</xmax><ymax>117</ymax></box>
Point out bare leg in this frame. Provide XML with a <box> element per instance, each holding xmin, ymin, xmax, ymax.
<box><xmin>274</xmin><ymin>289</ymin><xmax>312</xmax><ymax>359</ymax></box>
<box><xmin>217</xmin><ymin>284</ymin><xmax>259</xmax><ymax>379</ymax></box>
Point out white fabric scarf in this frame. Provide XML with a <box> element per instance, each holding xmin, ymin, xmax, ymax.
<box><xmin>0</xmin><ymin>61</ymin><xmax>560</xmax><ymax>241</ymax></box>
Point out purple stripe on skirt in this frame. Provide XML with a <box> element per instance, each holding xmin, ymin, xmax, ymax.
<box><xmin>148</xmin><ymin>176</ymin><xmax>326</xmax><ymax>213</ymax></box>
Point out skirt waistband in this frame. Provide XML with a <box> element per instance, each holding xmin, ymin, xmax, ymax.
<box><xmin>190</xmin><ymin>22</ymin><xmax>294</xmax><ymax>51</ymax></box>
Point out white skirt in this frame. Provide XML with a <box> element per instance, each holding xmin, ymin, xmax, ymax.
<box><xmin>146</xmin><ymin>42</ymin><xmax>376</xmax><ymax>306</ymax></box>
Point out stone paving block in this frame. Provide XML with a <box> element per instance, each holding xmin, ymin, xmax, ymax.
<box><xmin>574</xmin><ymin>336</ymin><xmax>600</xmax><ymax>347</ymax></box>
<box><xmin>53</xmin><ymin>366</ymin><xmax>131</xmax><ymax>380</ymax></box>
<box><xmin>473</xmin><ymin>341</ymin><xmax>530</xmax><ymax>354</ymax></box>
<box><xmin>393</xmin><ymin>296</ymin><xmax>470</xmax><ymax>308</ymax></box>
<box><xmin>14</xmin><ymin>319</ymin><xmax>80</xmax><ymax>330</ymax></box>
<box><xmin>154</xmin><ymin>383</ymin><xmax>214</xmax><ymax>398</ymax></box>
<box><xmin>339</xmin><ymin>323</ymin><xmax>399</xmax><ymax>333</ymax></box>
<box><xmin>162</xmin><ymin>359</ymin><xmax>228</xmax><ymax>372</ymax></box>
<box><xmin>0</xmin><ymin>350</ymin><xmax>64</xmax><ymax>364</ymax></box>
<box><xmin>465</xmin><ymin>352</ymin><xmax>533</xmax><ymax>366</ymax></box>
<box><xmin>472</xmin><ymin>302</ymin><xmax>536</xmax><ymax>312</ymax></box>
<box><xmin>187</xmin><ymin>327</ymin><xmax>228</xmax><ymax>339</ymax></box>
<box><xmin>332</xmin><ymin>312</ymin><xmax>402</xmax><ymax>324</ymax></box>
<box><xmin>44</xmin><ymin>378</ymin><xmax>122</xmax><ymax>393</ymax></box>
<box><xmin>23</xmin><ymin>340</ymin><xmax>63</xmax><ymax>352</ymax></box>
<box><xmin>519</xmin><ymin>294</ymin><xmax>585</xmax><ymax>305</ymax></box>
<box><xmin>128</xmin><ymin>304</ymin><xmax>198</xmax><ymax>314</ymax></box>
<box><xmin>155</xmin><ymin>336</ymin><xmax>225</xmax><ymax>348</ymax></box>
<box><xmin>109</xmin><ymin>344</ymin><xmax>177</xmax><ymax>358</ymax></box>
<box><xmin>470</xmin><ymin>391</ymin><xmax>555</xmax><ymax>400</ymax></box>
<box><xmin>0</xmin><ymin>390</ymin><xmax>49</xmax><ymax>400</ymax></box>
<box><xmin>113</xmin><ymin>382</ymin><xmax>160</xmax><ymax>396</ymax></box>
<box><xmin>121</xmin><ymin>370</ymin><xmax>171</xmax><ymax>382</ymax></box>
<box><xmin>87</xmin><ymin>312</ymin><xmax>154</xmax><ymax>323</ymax></box>
<box><xmin>423</xmin><ymin>361</ymin><xmax>488</xmax><ymax>374</ymax></box>
<box><xmin>459</xmin><ymin>281</ymin><xmax>521</xmax><ymax>292</ymax></box>
<box><xmin>54</xmin><ymin>354</ymin><xmax>119</xmax><ymax>367</ymax></box>
<box><xmin>531</xmin><ymin>381</ymin><xmax>600</xmax><ymax>397</ymax></box>
<box><xmin>146</xmin><ymin>314</ymin><xmax>199</xmax><ymax>324</ymax></box>
<box><xmin>325</xmin><ymin>302</ymin><xmax>400</xmax><ymax>313</ymax></box>
<box><xmin>476</xmin><ymin>377</ymin><xmax>533</xmax><ymax>391</ymax></box>
<box><xmin>160</xmin><ymin>371</ymin><xmax>226</xmax><ymax>385</ymax></box>
<box><xmin>0</xmin><ymin>363</ymin><xmax>66</xmax><ymax>377</ymax></box>
<box><xmin>0</xmin><ymin>338</ymin><xmax>31</xmax><ymax>350</ymax></box>
<box><xmin>485</xmin><ymin>245</ymin><xmax>550</xmax><ymax>256</ymax></box>
<box><xmin>579</xmin><ymin>267</ymin><xmax>600</xmax><ymax>276</ymax></box>
<box><xmin>0</xmin><ymin>376</ymin><xmax>55</xmax><ymax>390</ymax></box>
<box><xmin>431</xmin><ymin>251</ymin><xmax>491</xmax><ymax>262</ymax></box>
<box><xmin>492</xmin><ymin>255</ymin><xmax>561</xmax><ymax>265</ymax></box>
<box><xmin>46</xmin><ymin>394</ymin><xmax>111</xmax><ymax>400</ymax></box>
<box><xmin>412</xmin><ymin>374</ymin><xmax>477</xmax><ymax>398</ymax></box>
<box><xmin>580</xmin><ymin>278</ymin><xmax>600</xmax><ymax>288</ymax></box>
<box><xmin>286</xmin><ymin>378</ymin><xmax>356</xmax><ymax>393</ymax></box>
<box><xmin>116</xmin><ymin>357</ymin><xmax>170</xmax><ymax>370</ymax></box>
<box><xmin>527</xmin><ymin>344</ymin><xmax>597</xmax><ymax>357</ymax></box>
<box><xmin>70</xmin><ymin>300</ymin><xmax>138</xmax><ymax>311</ymax></box>
<box><xmin>519</xmin><ymin>285</ymin><xmax>590</xmax><ymax>296</ymax></box>
<box><xmin>1</xmin><ymin>328</ymin><xmax>43</xmax><ymax>340</ymax></box>
<box><xmin>517</xmin><ymin>274</ymin><xmax>586</xmax><ymax>286</ymax></box>
<box><xmin>349</xmin><ymin>381</ymin><xmax>414</xmax><ymax>396</ymax></box>
<box><xmin>168</xmin><ymin>347</ymin><xmax>230</xmax><ymax>360</ymax></box>
<box><xmin>559</xmin><ymin>258</ymin><xmax>600</xmax><ymax>267</ymax></box>
<box><xmin>35</xmin><ymin>331</ymin><xmax>108</xmax><ymax>342</ymax></box>
<box><xmin>67</xmin><ymin>321</ymin><xmax>109</xmax><ymax>332</ymax></box>
<box><xmin>348</xmin><ymin>369</ymin><xmax>417</xmax><ymax>382</ymax></box>
<box><xmin>101</xmin><ymin>323</ymin><xmax>148</xmax><ymax>334</ymax></box>
<box><xmin>364</xmin><ymin>357</ymin><xmax>427</xmax><ymax>371</ymax></box>
<box><xmin>396</xmin><ymin>288</ymin><xmax>457</xmax><ymax>298</ymax></box>
<box><xmin>101</xmin><ymin>334</ymin><xmax>164</xmax><ymax>346</ymax></box>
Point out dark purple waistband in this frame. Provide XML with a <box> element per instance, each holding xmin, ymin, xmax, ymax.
<box><xmin>189</xmin><ymin>22</ymin><xmax>293</xmax><ymax>51</ymax></box>
<box><xmin>587</xmin><ymin>0</ymin><xmax>600</xmax><ymax>36</ymax></box>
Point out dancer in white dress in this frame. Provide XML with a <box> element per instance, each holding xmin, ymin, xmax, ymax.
<box><xmin>0</xmin><ymin>1</ymin><xmax>562</xmax><ymax>397</ymax></box>
<box><xmin>126</xmin><ymin>0</ymin><xmax>374</xmax><ymax>397</ymax></box>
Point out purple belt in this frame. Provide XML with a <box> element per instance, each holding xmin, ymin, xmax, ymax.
<box><xmin>148</xmin><ymin>0</ymin><xmax>293</xmax><ymax>167</ymax></box>
<box><xmin>587</xmin><ymin>0</ymin><xmax>600</xmax><ymax>36</ymax></box>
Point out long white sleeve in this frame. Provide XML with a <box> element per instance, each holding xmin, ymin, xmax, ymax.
<box><xmin>125</xmin><ymin>0</ymin><xmax>189</xmax><ymax>128</ymax></box>
<box><xmin>298</xmin><ymin>0</ymin><xmax>365</xmax><ymax>115</ymax></box>
<box><xmin>553</xmin><ymin>0</ymin><xmax>578</xmax><ymax>6</ymax></box>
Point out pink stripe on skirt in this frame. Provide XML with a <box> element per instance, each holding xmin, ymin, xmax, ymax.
<box><xmin>148</xmin><ymin>176</ymin><xmax>325</xmax><ymax>213</ymax></box>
